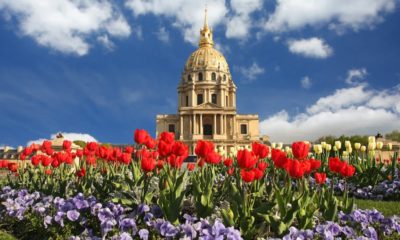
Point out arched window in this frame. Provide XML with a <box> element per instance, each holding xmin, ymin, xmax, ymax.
<box><xmin>188</xmin><ymin>74</ymin><xmax>192</xmax><ymax>82</ymax></box>
<box><xmin>198</xmin><ymin>72</ymin><xmax>203</xmax><ymax>81</ymax></box>
<box><xmin>211</xmin><ymin>72</ymin><xmax>216</xmax><ymax>81</ymax></box>
<box><xmin>223</xmin><ymin>75</ymin><xmax>226</xmax><ymax>81</ymax></box>
<box><xmin>197</xmin><ymin>94</ymin><xmax>203</xmax><ymax>105</ymax></box>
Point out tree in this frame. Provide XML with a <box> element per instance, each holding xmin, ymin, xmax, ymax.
<box><xmin>385</xmin><ymin>130</ymin><xmax>400</xmax><ymax>142</ymax></box>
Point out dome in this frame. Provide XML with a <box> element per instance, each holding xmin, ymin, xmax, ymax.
<box><xmin>184</xmin><ymin>46</ymin><xmax>230</xmax><ymax>73</ymax></box>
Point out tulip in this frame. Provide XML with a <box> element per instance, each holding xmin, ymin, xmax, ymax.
<box><xmin>7</xmin><ymin>163</ymin><xmax>18</xmax><ymax>172</ymax></box>
<box><xmin>334</xmin><ymin>141</ymin><xmax>341</xmax><ymax>150</ymax></box>
<box><xmin>325</xmin><ymin>144</ymin><xmax>332</xmax><ymax>151</ymax></box>
<box><xmin>227</xmin><ymin>167</ymin><xmax>234</xmax><ymax>175</ymax></box>
<box><xmin>314</xmin><ymin>172</ymin><xmax>326</xmax><ymax>185</ymax></box>
<box><xmin>63</xmin><ymin>140</ymin><xmax>72</xmax><ymax>151</ymax></box>
<box><xmin>313</xmin><ymin>144</ymin><xmax>322</xmax><ymax>154</ymax></box>
<box><xmin>345</xmin><ymin>141</ymin><xmax>351</xmax><ymax>149</ymax></box>
<box><xmin>347</xmin><ymin>146</ymin><xmax>352</xmax><ymax>154</ymax></box>
<box><xmin>237</xmin><ymin>149</ymin><xmax>258</xmax><ymax>169</ymax></box>
<box><xmin>141</xmin><ymin>157</ymin><xmax>156</xmax><ymax>172</ymax></box>
<box><xmin>388</xmin><ymin>143</ymin><xmax>393</xmax><ymax>150</ymax></box>
<box><xmin>287</xmin><ymin>159</ymin><xmax>305</xmax><ymax>179</ymax></box>
<box><xmin>285</xmin><ymin>146</ymin><xmax>292</xmax><ymax>155</ymax></box>
<box><xmin>252</xmin><ymin>142</ymin><xmax>269</xmax><ymax>159</ymax></box>
<box><xmin>240</xmin><ymin>169</ymin><xmax>255</xmax><ymax>183</ymax></box>
<box><xmin>361</xmin><ymin>146</ymin><xmax>367</xmax><ymax>152</ymax></box>
<box><xmin>368</xmin><ymin>136</ymin><xmax>375</xmax><ymax>143</ymax></box>
<box><xmin>271</xmin><ymin>142</ymin><xmax>276</xmax><ymax>149</ymax></box>
<box><xmin>354</xmin><ymin>143</ymin><xmax>361</xmax><ymax>150</ymax></box>
<box><xmin>292</xmin><ymin>141</ymin><xmax>309</xmax><ymax>160</ymax></box>
<box><xmin>277</xmin><ymin>142</ymin><xmax>283</xmax><ymax>150</ymax></box>
<box><xmin>187</xmin><ymin>163</ymin><xmax>195</xmax><ymax>171</ymax></box>
<box><xmin>195</xmin><ymin>140</ymin><xmax>214</xmax><ymax>158</ymax></box>
<box><xmin>321</xmin><ymin>142</ymin><xmax>326</xmax><ymax>148</ymax></box>
<box><xmin>368</xmin><ymin>142</ymin><xmax>376</xmax><ymax>150</ymax></box>
<box><xmin>253</xmin><ymin>168</ymin><xmax>264</xmax><ymax>180</ymax></box>
<box><xmin>271</xmin><ymin>149</ymin><xmax>288</xmax><ymax>169</ymax></box>
<box><xmin>376</xmin><ymin>141</ymin><xmax>383</xmax><ymax>150</ymax></box>
<box><xmin>145</xmin><ymin>137</ymin><xmax>157</xmax><ymax>149</ymax></box>
<box><xmin>134</xmin><ymin>129</ymin><xmax>149</xmax><ymax>145</ymax></box>
<box><xmin>205</xmin><ymin>151</ymin><xmax>222</xmax><ymax>164</ymax></box>
<box><xmin>223</xmin><ymin>158</ymin><xmax>233</xmax><ymax>167</ymax></box>
<box><xmin>257</xmin><ymin>161</ymin><xmax>268</xmax><ymax>171</ymax></box>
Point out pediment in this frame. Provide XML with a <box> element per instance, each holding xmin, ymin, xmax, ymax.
<box><xmin>194</xmin><ymin>102</ymin><xmax>223</xmax><ymax>109</ymax></box>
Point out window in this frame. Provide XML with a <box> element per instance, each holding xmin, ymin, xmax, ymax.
<box><xmin>240</xmin><ymin>124</ymin><xmax>247</xmax><ymax>134</ymax></box>
<box><xmin>223</xmin><ymin>75</ymin><xmax>226</xmax><ymax>81</ymax></box>
<box><xmin>185</xmin><ymin>95</ymin><xmax>189</xmax><ymax>106</ymax></box>
<box><xmin>197</xmin><ymin>94</ymin><xmax>203</xmax><ymax>105</ymax></box>
<box><xmin>168</xmin><ymin>124</ymin><xmax>175</xmax><ymax>133</ymax></box>
<box><xmin>211</xmin><ymin>72</ymin><xmax>216</xmax><ymax>81</ymax></box>
<box><xmin>226</xmin><ymin>96</ymin><xmax>228</xmax><ymax>106</ymax></box>
<box><xmin>198</xmin><ymin>73</ymin><xmax>203</xmax><ymax>81</ymax></box>
<box><xmin>203</xmin><ymin>124</ymin><xmax>212</xmax><ymax>135</ymax></box>
<box><xmin>188</xmin><ymin>74</ymin><xmax>192</xmax><ymax>82</ymax></box>
<box><xmin>211</xmin><ymin>94</ymin><xmax>217</xmax><ymax>104</ymax></box>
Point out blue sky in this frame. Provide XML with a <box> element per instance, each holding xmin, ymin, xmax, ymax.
<box><xmin>0</xmin><ymin>0</ymin><xmax>399</xmax><ymax>146</ymax></box>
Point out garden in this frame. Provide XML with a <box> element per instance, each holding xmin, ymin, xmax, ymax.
<box><xmin>0</xmin><ymin>129</ymin><xmax>399</xmax><ymax>239</ymax></box>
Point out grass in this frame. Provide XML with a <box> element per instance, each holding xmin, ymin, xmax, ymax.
<box><xmin>0</xmin><ymin>230</ymin><xmax>15</xmax><ymax>240</ymax></box>
<box><xmin>354</xmin><ymin>198</ymin><xmax>400</xmax><ymax>217</ymax></box>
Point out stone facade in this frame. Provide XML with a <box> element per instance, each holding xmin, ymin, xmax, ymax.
<box><xmin>156</xmin><ymin>9</ymin><xmax>260</xmax><ymax>154</ymax></box>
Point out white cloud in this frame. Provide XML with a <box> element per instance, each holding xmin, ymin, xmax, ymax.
<box><xmin>260</xmin><ymin>82</ymin><xmax>400</xmax><ymax>143</ymax></box>
<box><xmin>155</xmin><ymin>27</ymin><xmax>170</xmax><ymax>43</ymax></box>
<box><xmin>301</xmin><ymin>76</ymin><xmax>312</xmax><ymax>89</ymax></box>
<box><xmin>27</xmin><ymin>132</ymin><xmax>97</xmax><ymax>146</ymax></box>
<box><xmin>125</xmin><ymin>0</ymin><xmax>227</xmax><ymax>45</ymax></box>
<box><xmin>345</xmin><ymin>68</ymin><xmax>368</xmax><ymax>85</ymax></box>
<box><xmin>265</xmin><ymin>0</ymin><xmax>396</xmax><ymax>33</ymax></box>
<box><xmin>225</xmin><ymin>0</ymin><xmax>263</xmax><ymax>39</ymax></box>
<box><xmin>287</xmin><ymin>38</ymin><xmax>333</xmax><ymax>59</ymax></box>
<box><xmin>0</xmin><ymin>0</ymin><xmax>131</xmax><ymax>56</ymax></box>
<box><xmin>237</xmin><ymin>62</ymin><xmax>265</xmax><ymax>83</ymax></box>
<box><xmin>97</xmin><ymin>35</ymin><xmax>115</xmax><ymax>50</ymax></box>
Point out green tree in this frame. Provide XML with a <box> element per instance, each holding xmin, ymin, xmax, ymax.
<box><xmin>73</xmin><ymin>140</ymin><xmax>87</xmax><ymax>148</ymax></box>
<box><xmin>385</xmin><ymin>130</ymin><xmax>400</xmax><ymax>142</ymax></box>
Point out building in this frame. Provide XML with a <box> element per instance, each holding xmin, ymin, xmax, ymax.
<box><xmin>156</xmin><ymin>9</ymin><xmax>260</xmax><ymax>154</ymax></box>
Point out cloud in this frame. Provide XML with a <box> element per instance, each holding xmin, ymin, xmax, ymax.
<box><xmin>225</xmin><ymin>0</ymin><xmax>263</xmax><ymax>39</ymax></box>
<box><xmin>264</xmin><ymin>0</ymin><xmax>396</xmax><ymax>33</ymax></box>
<box><xmin>260</xmin><ymin>82</ymin><xmax>400</xmax><ymax>143</ymax></box>
<box><xmin>345</xmin><ymin>68</ymin><xmax>368</xmax><ymax>85</ymax></box>
<box><xmin>97</xmin><ymin>35</ymin><xmax>115</xmax><ymax>50</ymax></box>
<box><xmin>155</xmin><ymin>27</ymin><xmax>170</xmax><ymax>43</ymax></box>
<box><xmin>301</xmin><ymin>76</ymin><xmax>312</xmax><ymax>89</ymax></box>
<box><xmin>27</xmin><ymin>132</ymin><xmax>97</xmax><ymax>146</ymax></box>
<box><xmin>0</xmin><ymin>0</ymin><xmax>131</xmax><ymax>56</ymax></box>
<box><xmin>125</xmin><ymin>0</ymin><xmax>227</xmax><ymax>45</ymax></box>
<box><xmin>237</xmin><ymin>62</ymin><xmax>265</xmax><ymax>83</ymax></box>
<box><xmin>287</xmin><ymin>38</ymin><xmax>333</xmax><ymax>59</ymax></box>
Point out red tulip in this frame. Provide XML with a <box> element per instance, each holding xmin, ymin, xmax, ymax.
<box><xmin>187</xmin><ymin>163</ymin><xmax>195</xmax><ymax>171</ymax></box>
<box><xmin>41</xmin><ymin>140</ymin><xmax>52</xmax><ymax>151</ymax></box>
<box><xmin>51</xmin><ymin>160</ymin><xmax>60</xmax><ymax>168</ymax></box>
<box><xmin>205</xmin><ymin>151</ymin><xmax>221</xmax><ymax>164</ymax></box>
<box><xmin>86</xmin><ymin>142</ymin><xmax>98</xmax><ymax>152</ymax></box>
<box><xmin>167</xmin><ymin>154</ymin><xmax>186</xmax><ymax>168</ymax></box>
<box><xmin>86</xmin><ymin>155</ymin><xmax>96</xmax><ymax>165</ymax></box>
<box><xmin>328</xmin><ymin>157</ymin><xmax>342</xmax><ymax>173</ymax></box>
<box><xmin>125</xmin><ymin>146</ymin><xmax>134</xmax><ymax>154</ymax></box>
<box><xmin>145</xmin><ymin>137</ymin><xmax>157</xmax><ymax>149</ymax></box>
<box><xmin>31</xmin><ymin>155</ymin><xmax>40</xmax><ymax>166</ymax></box>
<box><xmin>41</xmin><ymin>156</ymin><xmax>52</xmax><ymax>167</ymax></box>
<box><xmin>76</xmin><ymin>167</ymin><xmax>86</xmax><ymax>177</ymax></box>
<box><xmin>237</xmin><ymin>149</ymin><xmax>258</xmax><ymax>169</ymax></box>
<box><xmin>292</xmin><ymin>141</ymin><xmax>309</xmax><ymax>160</ymax></box>
<box><xmin>271</xmin><ymin>149</ymin><xmax>288</xmax><ymax>169</ymax></box>
<box><xmin>172</xmin><ymin>141</ymin><xmax>189</xmax><ymax>157</ymax></box>
<box><xmin>240</xmin><ymin>169</ymin><xmax>255</xmax><ymax>183</ymax></box>
<box><xmin>253</xmin><ymin>168</ymin><xmax>264</xmax><ymax>180</ymax></box>
<box><xmin>195</xmin><ymin>140</ymin><xmax>214</xmax><ymax>158</ymax></box>
<box><xmin>223</xmin><ymin>158</ymin><xmax>233</xmax><ymax>167</ymax></box>
<box><xmin>314</xmin><ymin>172</ymin><xmax>326</xmax><ymax>184</ymax></box>
<box><xmin>63</xmin><ymin>140</ymin><xmax>72</xmax><ymax>151</ymax></box>
<box><xmin>65</xmin><ymin>155</ymin><xmax>74</xmax><ymax>165</ymax></box>
<box><xmin>158</xmin><ymin>140</ymin><xmax>172</xmax><ymax>157</ymax></box>
<box><xmin>157</xmin><ymin>160</ymin><xmax>165</xmax><ymax>169</ymax></box>
<box><xmin>302</xmin><ymin>160</ymin><xmax>312</xmax><ymax>175</ymax></box>
<box><xmin>287</xmin><ymin>159</ymin><xmax>305</xmax><ymax>179</ymax></box>
<box><xmin>257</xmin><ymin>161</ymin><xmax>268</xmax><ymax>171</ymax></box>
<box><xmin>310</xmin><ymin>159</ymin><xmax>321</xmax><ymax>171</ymax></box>
<box><xmin>45</xmin><ymin>169</ymin><xmax>53</xmax><ymax>175</ymax></box>
<box><xmin>141</xmin><ymin>156</ymin><xmax>156</xmax><ymax>172</ymax></box>
<box><xmin>339</xmin><ymin>164</ymin><xmax>356</xmax><ymax>178</ymax></box>
<box><xmin>134</xmin><ymin>129</ymin><xmax>149</xmax><ymax>145</ymax></box>
<box><xmin>227</xmin><ymin>167</ymin><xmax>234</xmax><ymax>175</ymax></box>
<box><xmin>198</xmin><ymin>158</ymin><xmax>205</xmax><ymax>168</ymax></box>
<box><xmin>120</xmin><ymin>153</ymin><xmax>132</xmax><ymax>165</ymax></box>
<box><xmin>252</xmin><ymin>142</ymin><xmax>269</xmax><ymax>158</ymax></box>
<box><xmin>23</xmin><ymin>147</ymin><xmax>33</xmax><ymax>156</ymax></box>
<box><xmin>8</xmin><ymin>163</ymin><xmax>18</xmax><ymax>172</ymax></box>
<box><xmin>159</xmin><ymin>132</ymin><xmax>175</xmax><ymax>144</ymax></box>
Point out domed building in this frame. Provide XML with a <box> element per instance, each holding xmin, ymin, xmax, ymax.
<box><xmin>156</xmin><ymin>9</ymin><xmax>259</xmax><ymax>154</ymax></box>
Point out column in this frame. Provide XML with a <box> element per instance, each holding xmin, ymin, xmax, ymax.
<box><xmin>200</xmin><ymin>114</ymin><xmax>203</xmax><ymax>135</ymax></box>
<box><xmin>192</xmin><ymin>114</ymin><xmax>196</xmax><ymax>134</ymax></box>
<box><xmin>222</xmin><ymin>115</ymin><xmax>225</xmax><ymax>135</ymax></box>
<box><xmin>219</xmin><ymin>114</ymin><xmax>223</xmax><ymax>135</ymax></box>
<box><xmin>213</xmin><ymin>114</ymin><xmax>217</xmax><ymax>135</ymax></box>
<box><xmin>180</xmin><ymin>115</ymin><xmax>183</xmax><ymax>138</ymax></box>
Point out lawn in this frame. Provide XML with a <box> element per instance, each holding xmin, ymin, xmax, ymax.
<box><xmin>354</xmin><ymin>198</ymin><xmax>400</xmax><ymax>217</ymax></box>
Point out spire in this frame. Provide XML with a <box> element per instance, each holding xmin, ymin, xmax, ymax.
<box><xmin>199</xmin><ymin>6</ymin><xmax>214</xmax><ymax>48</ymax></box>
<box><xmin>204</xmin><ymin>6</ymin><xmax>209</xmax><ymax>30</ymax></box>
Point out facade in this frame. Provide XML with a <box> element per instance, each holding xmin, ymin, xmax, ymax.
<box><xmin>156</xmin><ymin>9</ymin><xmax>259</xmax><ymax>154</ymax></box>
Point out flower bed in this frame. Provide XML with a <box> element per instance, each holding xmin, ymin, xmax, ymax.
<box><xmin>0</xmin><ymin>129</ymin><xmax>399</xmax><ymax>239</ymax></box>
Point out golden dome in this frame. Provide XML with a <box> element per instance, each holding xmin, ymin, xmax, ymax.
<box><xmin>183</xmin><ymin>8</ymin><xmax>230</xmax><ymax>74</ymax></box>
<box><xmin>184</xmin><ymin>47</ymin><xmax>230</xmax><ymax>73</ymax></box>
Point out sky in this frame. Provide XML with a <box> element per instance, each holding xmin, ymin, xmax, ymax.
<box><xmin>0</xmin><ymin>0</ymin><xmax>399</xmax><ymax>146</ymax></box>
